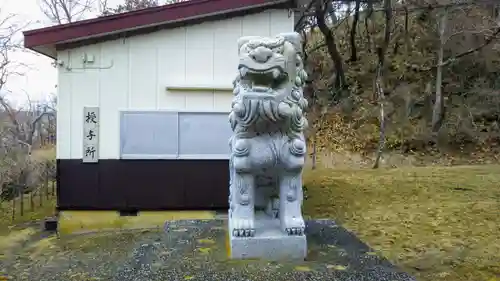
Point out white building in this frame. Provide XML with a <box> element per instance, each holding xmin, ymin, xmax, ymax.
<box><xmin>24</xmin><ymin>0</ymin><xmax>297</xmax><ymax>211</ymax></box>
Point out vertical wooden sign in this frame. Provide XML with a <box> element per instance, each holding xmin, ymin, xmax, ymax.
<box><xmin>82</xmin><ymin>107</ymin><xmax>99</xmax><ymax>163</ymax></box>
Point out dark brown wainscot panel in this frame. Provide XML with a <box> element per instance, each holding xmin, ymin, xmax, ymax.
<box><xmin>57</xmin><ymin>159</ymin><xmax>100</xmax><ymax>209</ymax></box>
<box><xmin>97</xmin><ymin>160</ymin><xmax>128</xmax><ymax>209</ymax></box>
<box><xmin>56</xmin><ymin>159</ymin><xmax>229</xmax><ymax>211</ymax></box>
<box><xmin>181</xmin><ymin>159</ymin><xmax>229</xmax><ymax>209</ymax></box>
<box><xmin>120</xmin><ymin>160</ymin><xmax>186</xmax><ymax>210</ymax></box>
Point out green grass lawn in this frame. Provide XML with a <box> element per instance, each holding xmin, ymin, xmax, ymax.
<box><xmin>1</xmin><ymin>163</ymin><xmax>498</xmax><ymax>281</ymax></box>
<box><xmin>303</xmin><ymin>165</ymin><xmax>500</xmax><ymax>281</ymax></box>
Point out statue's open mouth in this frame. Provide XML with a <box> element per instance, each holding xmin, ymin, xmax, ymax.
<box><xmin>238</xmin><ymin>65</ymin><xmax>285</xmax><ymax>93</ymax></box>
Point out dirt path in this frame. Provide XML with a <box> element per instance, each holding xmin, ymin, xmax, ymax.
<box><xmin>1</xmin><ymin>220</ymin><xmax>416</xmax><ymax>281</ymax></box>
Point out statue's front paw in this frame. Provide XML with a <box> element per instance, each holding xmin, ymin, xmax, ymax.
<box><xmin>232</xmin><ymin>218</ymin><xmax>255</xmax><ymax>237</ymax></box>
<box><xmin>283</xmin><ymin>216</ymin><xmax>305</xmax><ymax>236</ymax></box>
<box><xmin>286</xmin><ymin>189</ymin><xmax>297</xmax><ymax>202</ymax></box>
<box><xmin>239</xmin><ymin>193</ymin><xmax>250</xmax><ymax>205</ymax></box>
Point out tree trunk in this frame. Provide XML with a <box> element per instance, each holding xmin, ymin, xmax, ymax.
<box><xmin>403</xmin><ymin>4</ymin><xmax>410</xmax><ymax>53</ymax></box>
<box><xmin>372</xmin><ymin>65</ymin><xmax>386</xmax><ymax>169</ymax></box>
<box><xmin>364</xmin><ymin>1</ymin><xmax>374</xmax><ymax>53</ymax></box>
<box><xmin>326</xmin><ymin>0</ymin><xmax>337</xmax><ymax>24</ymax></box>
<box><xmin>45</xmin><ymin>169</ymin><xmax>49</xmax><ymax>199</ymax></box>
<box><xmin>349</xmin><ymin>0</ymin><xmax>361</xmax><ymax>62</ymax></box>
<box><xmin>311</xmin><ymin>139</ymin><xmax>317</xmax><ymax>170</ymax></box>
<box><xmin>12</xmin><ymin>197</ymin><xmax>16</xmax><ymax>221</ymax></box>
<box><xmin>30</xmin><ymin>192</ymin><xmax>35</xmax><ymax>211</ymax></box>
<box><xmin>39</xmin><ymin>186</ymin><xmax>44</xmax><ymax>207</ymax></box>
<box><xmin>431</xmin><ymin>11</ymin><xmax>447</xmax><ymax>138</ymax></box>
<box><xmin>314</xmin><ymin>0</ymin><xmax>346</xmax><ymax>90</ymax></box>
<box><xmin>373</xmin><ymin>0</ymin><xmax>392</xmax><ymax>169</ymax></box>
<box><xmin>19</xmin><ymin>186</ymin><xmax>24</xmax><ymax>217</ymax></box>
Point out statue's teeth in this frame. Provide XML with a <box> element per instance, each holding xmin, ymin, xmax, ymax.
<box><xmin>239</xmin><ymin>67</ymin><xmax>248</xmax><ymax>77</ymax></box>
<box><xmin>272</xmin><ymin>68</ymin><xmax>281</xmax><ymax>79</ymax></box>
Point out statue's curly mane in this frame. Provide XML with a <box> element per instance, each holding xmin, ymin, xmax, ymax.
<box><xmin>229</xmin><ymin>33</ymin><xmax>309</xmax><ymax>138</ymax></box>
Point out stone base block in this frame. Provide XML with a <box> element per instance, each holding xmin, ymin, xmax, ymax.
<box><xmin>228</xmin><ymin>213</ymin><xmax>307</xmax><ymax>260</ymax></box>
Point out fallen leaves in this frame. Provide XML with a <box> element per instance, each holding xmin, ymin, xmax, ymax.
<box><xmin>294</xmin><ymin>265</ymin><xmax>312</xmax><ymax>272</ymax></box>
<box><xmin>197</xmin><ymin>247</ymin><xmax>211</xmax><ymax>254</ymax></box>
<box><xmin>326</xmin><ymin>264</ymin><xmax>348</xmax><ymax>271</ymax></box>
<box><xmin>0</xmin><ymin>228</ymin><xmax>36</xmax><ymax>252</ymax></box>
<box><xmin>196</xmin><ymin>238</ymin><xmax>215</xmax><ymax>245</ymax></box>
<box><xmin>27</xmin><ymin>236</ymin><xmax>57</xmax><ymax>259</ymax></box>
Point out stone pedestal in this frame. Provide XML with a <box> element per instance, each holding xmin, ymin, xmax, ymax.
<box><xmin>228</xmin><ymin>212</ymin><xmax>307</xmax><ymax>260</ymax></box>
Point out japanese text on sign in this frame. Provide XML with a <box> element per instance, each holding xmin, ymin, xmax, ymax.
<box><xmin>83</xmin><ymin>107</ymin><xmax>99</xmax><ymax>163</ymax></box>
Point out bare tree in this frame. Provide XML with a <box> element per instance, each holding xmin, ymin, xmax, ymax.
<box><xmin>314</xmin><ymin>0</ymin><xmax>346</xmax><ymax>94</ymax></box>
<box><xmin>0</xmin><ymin>93</ymin><xmax>55</xmax><ymax>149</ymax></box>
<box><xmin>113</xmin><ymin>0</ymin><xmax>159</xmax><ymax>13</ymax></box>
<box><xmin>98</xmin><ymin>0</ymin><xmax>109</xmax><ymax>14</ymax></box>
<box><xmin>0</xmin><ymin>11</ymin><xmax>26</xmax><ymax>95</ymax></box>
<box><xmin>427</xmin><ymin>4</ymin><xmax>500</xmax><ymax>139</ymax></box>
<box><xmin>1</xmin><ymin>7</ymin><xmax>55</xmax><ymax>148</ymax></box>
<box><xmin>0</xmin><ymin>94</ymin><xmax>55</xmax><ymax>206</ymax></box>
<box><xmin>348</xmin><ymin>0</ymin><xmax>361</xmax><ymax>62</ymax></box>
<box><xmin>372</xmin><ymin>0</ymin><xmax>392</xmax><ymax>169</ymax></box>
<box><xmin>0</xmin><ymin>9</ymin><xmax>35</xmax><ymax>201</ymax></box>
<box><xmin>39</xmin><ymin>0</ymin><xmax>95</xmax><ymax>24</ymax></box>
<box><xmin>99</xmin><ymin>0</ymin><xmax>190</xmax><ymax>16</ymax></box>
<box><xmin>431</xmin><ymin>8</ymin><xmax>447</xmax><ymax>139</ymax></box>
<box><xmin>102</xmin><ymin>0</ymin><xmax>184</xmax><ymax>15</ymax></box>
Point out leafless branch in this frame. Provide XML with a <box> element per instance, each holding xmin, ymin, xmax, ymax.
<box><xmin>39</xmin><ymin>0</ymin><xmax>95</xmax><ymax>24</ymax></box>
<box><xmin>294</xmin><ymin>0</ymin><xmax>315</xmax><ymax>31</ymax></box>
<box><xmin>98</xmin><ymin>0</ymin><xmax>109</xmax><ymax>15</ymax></box>
<box><xmin>406</xmin><ymin>27</ymin><xmax>500</xmax><ymax>71</ymax></box>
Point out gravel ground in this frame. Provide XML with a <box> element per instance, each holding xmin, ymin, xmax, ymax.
<box><xmin>1</xmin><ymin>219</ymin><xmax>416</xmax><ymax>281</ymax></box>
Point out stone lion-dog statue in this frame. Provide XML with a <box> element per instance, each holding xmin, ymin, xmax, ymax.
<box><xmin>228</xmin><ymin>32</ymin><xmax>308</xmax><ymax>237</ymax></box>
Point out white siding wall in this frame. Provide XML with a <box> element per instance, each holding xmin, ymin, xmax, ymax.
<box><xmin>56</xmin><ymin>9</ymin><xmax>294</xmax><ymax>160</ymax></box>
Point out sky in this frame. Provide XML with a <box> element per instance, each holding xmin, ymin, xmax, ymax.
<box><xmin>0</xmin><ymin>0</ymin><xmax>124</xmax><ymax>108</ymax></box>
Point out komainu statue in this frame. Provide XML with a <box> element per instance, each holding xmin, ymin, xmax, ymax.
<box><xmin>228</xmin><ymin>32</ymin><xmax>308</xmax><ymax>238</ymax></box>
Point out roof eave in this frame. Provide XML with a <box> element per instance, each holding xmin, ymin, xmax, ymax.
<box><xmin>24</xmin><ymin>0</ymin><xmax>295</xmax><ymax>58</ymax></box>
<box><xmin>29</xmin><ymin>46</ymin><xmax>57</xmax><ymax>59</ymax></box>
